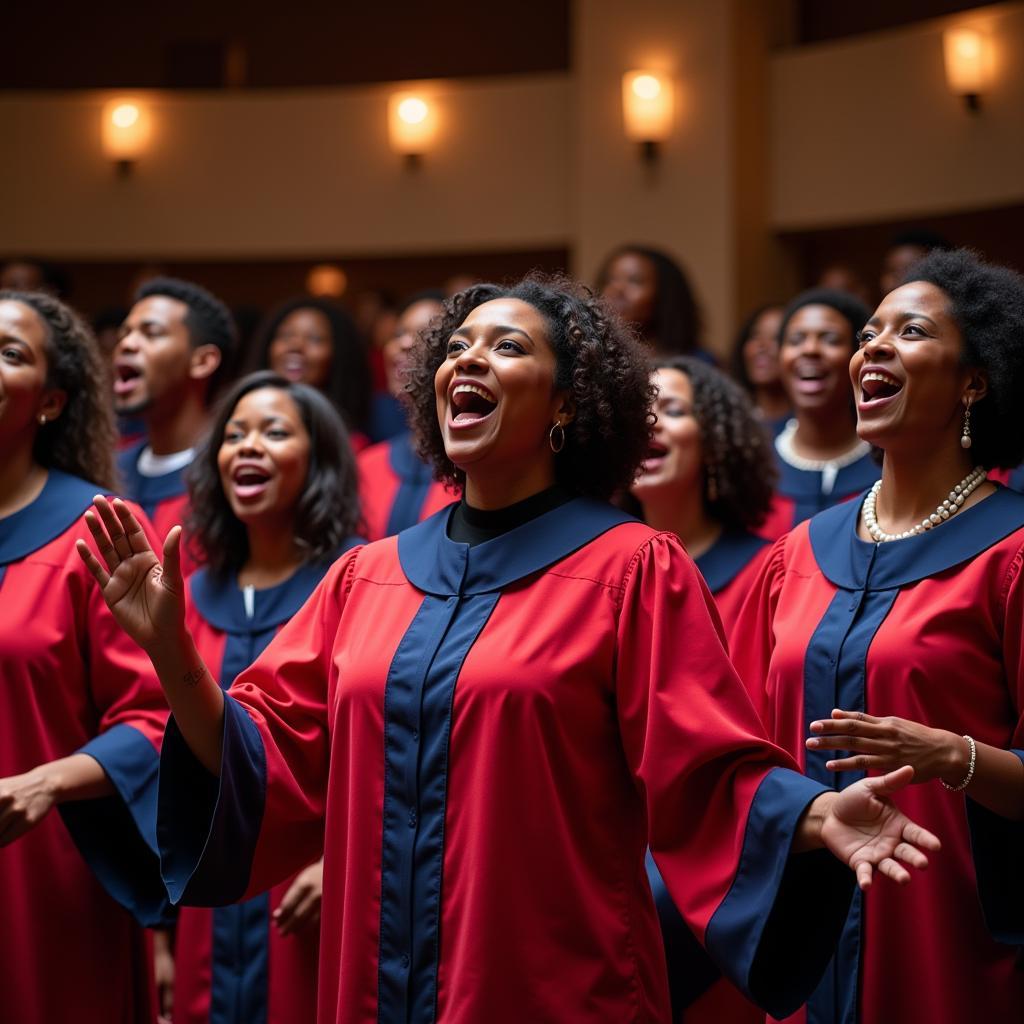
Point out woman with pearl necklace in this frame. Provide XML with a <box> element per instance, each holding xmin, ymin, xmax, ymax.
<box><xmin>732</xmin><ymin>248</ymin><xmax>1024</xmax><ymax>1024</ymax></box>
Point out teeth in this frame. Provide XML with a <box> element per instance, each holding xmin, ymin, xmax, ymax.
<box><xmin>453</xmin><ymin>384</ymin><xmax>495</xmax><ymax>402</ymax></box>
<box><xmin>862</xmin><ymin>372</ymin><xmax>900</xmax><ymax>386</ymax></box>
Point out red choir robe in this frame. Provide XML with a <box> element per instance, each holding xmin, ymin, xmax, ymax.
<box><xmin>732</xmin><ymin>486</ymin><xmax>1024</xmax><ymax>1024</ymax></box>
<box><xmin>0</xmin><ymin>470</ymin><xmax>172</xmax><ymax>1024</ymax></box>
<box><xmin>649</xmin><ymin>528</ymin><xmax>771</xmax><ymax>1024</ymax></box>
<box><xmin>174</xmin><ymin>545</ymin><xmax>360</xmax><ymax>1024</ymax></box>
<box><xmin>118</xmin><ymin>439</ymin><xmax>200</xmax><ymax>575</ymax></box>
<box><xmin>357</xmin><ymin>432</ymin><xmax>457</xmax><ymax>540</ymax></box>
<box><xmin>757</xmin><ymin>451</ymin><xmax>880</xmax><ymax>541</ymax></box>
<box><xmin>157</xmin><ymin>499</ymin><xmax>860</xmax><ymax>1024</ymax></box>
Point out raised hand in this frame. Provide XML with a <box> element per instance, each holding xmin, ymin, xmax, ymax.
<box><xmin>807</xmin><ymin>708</ymin><xmax>967</xmax><ymax>785</ymax></box>
<box><xmin>819</xmin><ymin>765</ymin><xmax>941</xmax><ymax>890</ymax></box>
<box><xmin>76</xmin><ymin>496</ymin><xmax>186</xmax><ymax>655</ymax></box>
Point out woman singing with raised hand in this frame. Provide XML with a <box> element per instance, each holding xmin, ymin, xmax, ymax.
<box><xmin>733</xmin><ymin>248</ymin><xmax>1024</xmax><ymax>1023</ymax></box>
<box><xmin>81</xmin><ymin>275</ymin><xmax>938</xmax><ymax>1024</ymax></box>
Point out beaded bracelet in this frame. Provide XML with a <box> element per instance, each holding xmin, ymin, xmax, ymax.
<box><xmin>941</xmin><ymin>735</ymin><xmax>977</xmax><ymax>792</ymax></box>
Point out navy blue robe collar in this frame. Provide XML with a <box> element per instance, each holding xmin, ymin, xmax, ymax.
<box><xmin>389</xmin><ymin>432</ymin><xmax>431</xmax><ymax>482</ymax></box>
<box><xmin>695</xmin><ymin>530</ymin><xmax>770</xmax><ymax>594</ymax></box>
<box><xmin>398</xmin><ymin>497</ymin><xmax>635</xmax><ymax>597</ymax></box>
<box><xmin>775</xmin><ymin>449</ymin><xmax>880</xmax><ymax>498</ymax></box>
<box><xmin>117</xmin><ymin>440</ymin><xmax>189</xmax><ymax>508</ymax></box>
<box><xmin>809</xmin><ymin>484</ymin><xmax>1024</xmax><ymax>590</ymax></box>
<box><xmin>0</xmin><ymin>469</ymin><xmax>108</xmax><ymax>566</ymax></box>
<box><xmin>190</xmin><ymin>538</ymin><xmax>363</xmax><ymax>632</ymax></box>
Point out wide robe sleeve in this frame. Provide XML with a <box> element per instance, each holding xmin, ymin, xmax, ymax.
<box><xmin>58</xmin><ymin>507</ymin><xmax>174</xmax><ymax>927</ymax></box>
<box><xmin>965</xmin><ymin>541</ymin><xmax>1024</xmax><ymax>945</ymax></box>
<box><xmin>615</xmin><ymin>533</ymin><xmax>854</xmax><ymax>1019</ymax></box>
<box><xmin>158</xmin><ymin>549</ymin><xmax>359</xmax><ymax>907</ymax></box>
<box><xmin>724</xmin><ymin>535</ymin><xmax>789</xmax><ymax>727</ymax></box>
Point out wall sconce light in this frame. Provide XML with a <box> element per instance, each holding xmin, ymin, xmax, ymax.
<box><xmin>622</xmin><ymin>71</ymin><xmax>674</xmax><ymax>162</ymax></box>
<box><xmin>101</xmin><ymin>98</ymin><xmax>152</xmax><ymax>174</ymax></box>
<box><xmin>943</xmin><ymin>27</ymin><xmax>991</xmax><ymax>112</ymax></box>
<box><xmin>388</xmin><ymin>93</ymin><xmax>437</xmax><ymax>166</ymax></box>
<box><xmin>306</xmin><ymin>264</ymin><xmax>348</xmax><ymax>298</ymax></box>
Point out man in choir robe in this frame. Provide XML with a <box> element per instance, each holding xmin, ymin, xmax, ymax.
<box><xmin>115</xmin><ymin>276</ymin><xmax>236</xmax><ymax>573</ymax></box>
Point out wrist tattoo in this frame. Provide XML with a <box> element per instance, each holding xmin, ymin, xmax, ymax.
<box><xmin>182</xmin><ymin>666</ymin><xmax>207</xmax><ymax>688</ymax></box>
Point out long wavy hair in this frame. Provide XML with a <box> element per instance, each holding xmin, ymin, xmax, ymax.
<box><xmin>651</xmin><ymin>356</ymin><xmax>777</xmax><ymax>531</ymax></box>
<box><xmin>1</xmin><ymin>290</ymin><xmax>116</xmax><ymax>488</ymax></box>
<box><xmin>186</xmin><ymin>371</ymin><xmax>362</xmax><ymax>576</ymax></box>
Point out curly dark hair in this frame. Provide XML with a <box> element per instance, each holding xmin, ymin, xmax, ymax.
<box><xmin>902</xmin><ymin>248</ymin><xmax>1024</xmax><ymax>470</ymax></box>
<box><xmin>2</xmin><ymin>290</ymin><xmax>116</xmax><ymax>489</ymax></box>
<box><xmin>654</xmin><ymin>356</ymin><xmax>777</xmax><ymax>530</ymax></box>
<box><xmin>135</xmin><ymin>276</ymin><xmax>237</xmax><ymax>398</ymax></box>
<box><xmin>595</xmin><ymin>245</ymin><xmax>703</xmax><ymax>355</ymax></box>
<box><xmin>249</xmin><ymin>296</ymin><xmax>371</xmax><ymax>435</ymax></box>
<box><xmin>728</xmin><ymin>303</ymin><xmax>783</xmax><ymax>393</ymax></box>
<box><xmin>403</xmin><ymin>274</ymin><xmax>655</xmax><ymax>500</ymax></box>
<box><xmin>186</xmin><ymin>371</ymin><xmax>362</xmax><ymax>577</ymax></box>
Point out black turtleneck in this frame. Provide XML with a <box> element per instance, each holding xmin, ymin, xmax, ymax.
<box><xmin>447</xmin><ymin>484</ymin><xmax>576</xmax><ymax>547</ymax></box>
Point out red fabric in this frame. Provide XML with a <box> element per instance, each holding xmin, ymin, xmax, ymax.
<box><xmin>732</xmin><ymin>523</ymin><xmax>1024</xmax><ymax>1023</ymax></box>
<box><xmin>0</xmin><ymin>506</ymin><xmax>168</xmax><ymax>1024</ymax></box>
<box><xmin>223</xmin><ymin>527</ymin><xmax>802</xmax><ymax>1023</ymax></box>
<box><xmin>356</xmin><ymin>440</ymin><xmax>456</xmax><ymax>541</ymax></box>
<box><xmin>172</xmin><ymin>603</ymin><xmax>319</xmax><ymax>1024</ymax></box>
<box><xmin>709</xmin><ymin>545</ymin><xmax>773</xmax><ymax>646</ymax></box>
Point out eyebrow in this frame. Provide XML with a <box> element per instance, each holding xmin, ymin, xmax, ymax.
<box><xmin>864</xmin><ymin>310</ymin><xmax>939</xmax><ymax>329</ymax></box>
<box><xmin>450</xmin><ymin>324</ymin><xmax>534</xmax><ymax>343</ymax></box>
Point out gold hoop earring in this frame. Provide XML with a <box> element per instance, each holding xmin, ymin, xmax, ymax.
<box><xmin>961</xmin><ymin>399</ymin><xmax>973</xmax><ymax>450</ymax></box>
<box><xmin>549</xmin><ymin>422</ymin><xmax>565</xmax><ymax>453</ymax></box>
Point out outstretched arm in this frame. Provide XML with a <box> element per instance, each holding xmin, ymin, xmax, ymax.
<box><xmin>76</xmin><ymin>496</ymin><xmax>224</xmax><ymax>775</ymax></box>
<box><xmin>793</xmin><ymin>765</ymin><xmax>941</xmax><ymax>889</ymax></box>
<box><xmin>807</xmin><ymin>709</ymin><xmax>1024</xmax><ymax>821</ymax></box>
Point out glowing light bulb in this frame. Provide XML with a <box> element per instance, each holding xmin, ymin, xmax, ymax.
<box><xmin>111</xmin><ymin>104</ymin><xmax>140</xmax><ymax>129</ymax></box>
<box><xmin>398</xmin><ymin>98</ymin><xmax>429</xmax><ymax>125</ymax></box>
<box><xmin>632</xmin><ymin>75</ymin><xmax>662</xmax><ymax>101</ymax></box>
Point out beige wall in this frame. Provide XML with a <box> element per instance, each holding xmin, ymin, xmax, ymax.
<box><xmin>0</xmin><ymin>75</ymin><xmax>571</xmax><ymax>258</ymax></box>
<box><xmin>574</xmin><ymin>0</ymin><xmax>736</xmax><ymax>351</ymax></box>
<box><xmin>770</xmin><ymin>2</ymin><xmax>1024</xmax><ymax>229</ymax></box>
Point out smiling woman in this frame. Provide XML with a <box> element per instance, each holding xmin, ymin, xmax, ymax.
<box><xmin>172</xmin><ymin>370</ymin><xmax>364</xmax><ymax>1024</ymax></box>
<box><xmin>760</xmin><ymin>287</ymin><xmax>879</xmax><ymax>539</ymax></box>
<box><xmin>81</xmin><ymin>274</ymin><xmax>943</xmax><ymax>1024</ymax></box>
<box><xmin>732</xmin><ymin>249</ymin><xmax>1024</xmax><ymax>1023</ymax></box>
<box><xmin>0</xmin><ymin>290</ymin><xmax>170</xmax><ymax>1024</ymax></box>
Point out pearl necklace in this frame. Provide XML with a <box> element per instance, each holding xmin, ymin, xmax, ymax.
<box><xmin>775</xmin><ymin>419</ymin><xmax>871</xmax><ymax>473</ymax></box>
<box><xmin>862</xmin><ymin>466</ymin><xmax>987</xmax><ymax>543</ymax></box>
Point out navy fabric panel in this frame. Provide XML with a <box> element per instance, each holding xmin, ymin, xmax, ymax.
<box><xmin>809</xmin><ymin>484</ymin><xmax>1024</xmax><ymax>589</ymax></box>
<box><xmin>0</xmin><ymin>470</ymin><xmax>108</xmax><ymax>566</ymax></box>
<box><xmin>59</xmin><ymin>723</ymin><xmax>173</xmax><ymax>926</ymax></box>
<box><xmin>377</xmin><ymin>587</ymin><xmax>502</xmax><ymax>1024</ymax></box>
<box><xmin>703</xmin><ymin>767</ymin><xmax>852</xmax><ymax>1020</ymax></box>
<box><xmin>386</xmin><ymin>433</ymin><xmax>434</xmax><ymax>536</ymax></box>
<box><xmin>117</xmin><ymin>441</ymin><xmax>188</xmax><ymax>516</ymax></box>
<box><xmin>645</xmin><ymin>851</ymin><xmax>721</xmax><ymax>1017</ymax></box>
<box><xmin>1009</xmin><ymin>465</ymin><xmax>1024</xmax><ymax>493</ymax></box>
<box><xmin>695</xmin><ymin>530</ymin><xmax>770</xmax><ymax>593</ymax></box>
<box><xmin>210</xmin><ymin>894</ymin><xmax>271</xmax><ymax>1024</ymax></box>
<box><xmin>800</xmin><ymin>540</ymin><xmax>900</xmax><ymax>1024</ymax></box>
<box><xmin>774</xmin><ymin>453</ymin><xmax>879</xmax><ymax>526</ymax></box>
<box><xmin>398</xmin><ymin>497</ymin><xmax>635</xmax><ymax>597</ymax></box>
<box><xmin>158</xmin><ymin>696</ymin><xmax>266</xmax><ymax>906</ymax></box>
<box><xmin>966</xmin><ymin>749</ymin><xmax>1024</xmax><ymax>945</ymax></box>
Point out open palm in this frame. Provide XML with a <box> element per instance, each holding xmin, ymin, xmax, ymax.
<box><xmin>820</xmin><ymin>766</ymin><xmax>941</xmax><ymax>890</ymax></box>
<box><xmin>76</xmin><ymin>497</ymin><xmax>186</xmax><ymax>654</ymax></box>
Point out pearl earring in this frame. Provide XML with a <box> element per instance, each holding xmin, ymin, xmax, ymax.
<box><xmin>961</xmin><ymin>400</ymin><xmax>972</xmax><ymax>450</ymax></box>
<box><xmin>38</xmin><ymin>413</ymin><xmax>47</xmax><ymax>426</ymax></box>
